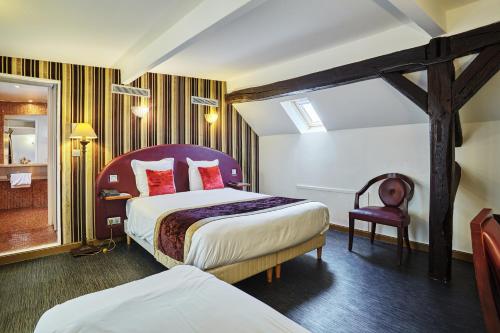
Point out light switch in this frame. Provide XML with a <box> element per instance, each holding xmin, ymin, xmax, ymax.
<box><xmin>72</xmin><ymin>149</ymin><xmax>81</xmax><ymax>157</ymax></box>
<box><xmin>109</xmin><ymin>174</ymin><xmax>118</xmax><ymax>183</ymax></box>
<box><xmin>231</xmin><ymin>169</ymin><xmax>237</xmax><ymax>176</ymax></box>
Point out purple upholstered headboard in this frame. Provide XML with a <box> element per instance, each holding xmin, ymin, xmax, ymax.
<box><xmin>95</xmin><ymin>144</ymin><xmax>242</xmax><ymax>239</ymax></box>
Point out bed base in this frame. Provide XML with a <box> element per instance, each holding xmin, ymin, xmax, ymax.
<box><xmin>126</xmin><ymin>226</ymin><xmax>325</xmax><ymax>284</ymax></box>
<box><xmin>207</xmin><ymin>234</ymin><xmax>324</xmax><ymax>284</ymax></box>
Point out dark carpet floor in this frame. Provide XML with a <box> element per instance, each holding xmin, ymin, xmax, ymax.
<box><xmin>0</xmin><ymin>230</ymin><xmax>484</xmax><ymax>333</ymax></box>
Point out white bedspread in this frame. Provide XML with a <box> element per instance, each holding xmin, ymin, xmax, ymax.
<box><xmin>126</xmin><ymin>188</ymin><xmax>329</xmax><ymax>269</ymax></box>
<box><xmin>35</xmin><ymin>265</ymin><xmax>309</xmax><ymax>333</ymax></box>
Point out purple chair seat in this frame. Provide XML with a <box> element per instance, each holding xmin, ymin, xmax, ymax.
<box><xmin>350</xmin><ymin>206</ymin><xmax>409</xmax><ymax>226</ymax></box>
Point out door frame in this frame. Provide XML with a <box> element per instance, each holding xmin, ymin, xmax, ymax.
<box><xmin>0</xmin><ymin>73</ymin><xmax>62</xmax><ymax>247</ymax></box>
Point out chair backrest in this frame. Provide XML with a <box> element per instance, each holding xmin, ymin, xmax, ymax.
<box><xmin>470</xmin><ymin>208</ymin><xmax>500</xmax><ymax>333</ymax></box>
<box><xmin>379</xmin><ymin>178</ymin><xmax>407</xmax><ymax>207</ymax></box>
<box><xmin>362</xmin><ymin>173</ymin><xmax>414</xmax><ymax>204</ymax></box>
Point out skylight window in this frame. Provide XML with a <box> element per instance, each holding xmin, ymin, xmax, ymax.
<box><xmin>280</xmin><ymin>98</ymin><xmax>326</xmax><ymax>133</ymax></box>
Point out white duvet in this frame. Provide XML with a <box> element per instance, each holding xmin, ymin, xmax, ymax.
<box><xmin>35</xmin><ymin>265</ymin><xmax>309</xmax><ymax>333</ymax></box>
<box><xmin>126</xmin><ymin>188</ymin><xmax>329</xmax><ymax>270</ymax></box>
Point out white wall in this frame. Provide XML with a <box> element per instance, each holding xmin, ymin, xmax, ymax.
<box><xmin>259</xmin><ymin>120</ymin><xmax>500</xmax><ymax>253</ymax></box>
<box><xmin>35</xmin><ymin>116</ymin><xmax>48</xmax><ymax>163</ymax></box>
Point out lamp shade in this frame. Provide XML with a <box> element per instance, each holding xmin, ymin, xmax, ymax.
<box><xmin>70</xmin><ymin>123</ymin><xmax>97</xmax><ymax>140</ymax></box>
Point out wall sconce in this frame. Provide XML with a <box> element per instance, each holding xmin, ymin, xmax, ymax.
<box><xmin>132</xmin><ymin>106</ymin><xmax>149</xmax><ymax>118</ymax></box>
<box><xmin>204</xmin><ymin>108</ymin><xmax>218</xmax><ymax>124</ymax></box>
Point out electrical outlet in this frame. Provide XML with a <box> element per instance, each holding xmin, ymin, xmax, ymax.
<box><xmin>72</xmin><ymin>149</ymin><xmax>81</xmax><ymax>157</ymax></box>
<box><xmin>109</xmin><ymin>174</ymin><xmax>118</xmax><ymax>183</ymax></box>
<box><xmin>231</xmin><ymin>168</ymin><xmax>237</xmax><ymax>176</ymax></box>
<box><xmin>107</xmin><ymin>217</ymin><xmax>121</xmax><ymax>226</ymax></box>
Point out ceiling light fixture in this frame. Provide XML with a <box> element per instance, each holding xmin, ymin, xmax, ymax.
<box><xmin>14</xmin><ymin>85</ymin><xmax>20</xmax><ymax>88</ymax></box>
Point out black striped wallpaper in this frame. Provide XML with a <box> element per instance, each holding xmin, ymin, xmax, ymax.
<box><xmin>0</xmin><ymin>56</ymin><xmax>259</xmax><ymax>243</ymax></box>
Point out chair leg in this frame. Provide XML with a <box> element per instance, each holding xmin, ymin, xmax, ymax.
<box><xmin>397</xmin><ymin>227</ymin><xmax>403</xmax><ymax>265</ymax></box>
<box><xmin>348</xmin><ymin>217</ymin><xmax>354</xmax><ymax>251</ymax></box>
<box><xmin>404</xmin><ymin>226</ymin><xmax>411</xmax><ymax>253</ymax></box>
<box><xmin>370</xmin><ymin>223</ymin><xmax>376</xmax><ymax>244</ymax></box>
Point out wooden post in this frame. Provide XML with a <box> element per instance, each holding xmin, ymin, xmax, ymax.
<box><xmin>427</xmin><ymin>60</ymin><xmax>456</xmax><ymax>282</ymax></box>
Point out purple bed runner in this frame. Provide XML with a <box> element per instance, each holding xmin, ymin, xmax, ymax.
<box><xmin>158</xmin><ymin>196</ymin><xmax>305</xmax><ymax>261</ymax></box>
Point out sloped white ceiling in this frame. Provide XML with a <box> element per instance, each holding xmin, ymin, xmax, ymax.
<box><xmin>152</xmin><ymin>0</ymin><xmax>408</xmax><ymax>80</ymax></box>
<box><xmin>235</xmin><ymin>71</ymin><xmax>500</xmax><ymax>136</ymax></box>
<box><xmin>235</xmin><ymin>78</ymin><xmax>427</xmax><ymax>136</ymax></box>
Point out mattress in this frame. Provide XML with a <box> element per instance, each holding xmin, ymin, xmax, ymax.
<box><xmin>126</xmin><ymin>188</ymin><xmax>329</xmax><ymax>270</ymax></box>
<box><xmin>34</xmin><ymin>265</ymin><xmax>309</xmax><ymax>333</ymax></box>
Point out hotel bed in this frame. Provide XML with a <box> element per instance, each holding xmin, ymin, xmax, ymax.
<box><xmin>126</xmin><ymin>187</ymin><xmax>329</xmax><ymax>277</ymax></box>
<box><xmin>35</xmin><ymin>265</ymin><xmax>309</xmax><ymax>333</ymax></box>
<box><xmin>95</xmin><ymin>144</ymin><xmax>329</xmax><ymax>283</ymax></box>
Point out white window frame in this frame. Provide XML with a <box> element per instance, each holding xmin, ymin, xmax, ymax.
<box><xmin>280</xmin><ymin>98</ymin><xmax>326</xmax><ymax>134</ymax></box>
<box><xmin>293</xmin><ymin>99</ymin><xmax>323</xmax><ymax>128</ymax></box>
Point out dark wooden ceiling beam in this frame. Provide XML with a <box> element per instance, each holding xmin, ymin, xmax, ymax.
<box><xmin>452</xmin><ymin>44</ymin><xmax>500</xmax><ymax>112</ymax></box>
<box><xmin>449</xmin><ymin>21</ymin><xmax>500</xmax><ymax>57</ymax></box>
<box><xmin>226</xmin><ymin>46</ymin><xmax>427</xmax><ymax>103</ymax></box>
<box><xmin>381</xmin><ymin>72</ymin><xmax>428</xmax><ymax>114</ymax></box>
<box><xmin>226</xmin><ymin>21</ymin><xmax>500</xmax><ymax>104</ymax></box>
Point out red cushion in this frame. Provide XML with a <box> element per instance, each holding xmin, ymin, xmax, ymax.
<box><xmin>198</xmin><ymin>166</ymin><xmax>224</xmax><ymax>190</ymax></box>
<box><xmin>145</xmin><ymin>169</ymin><xmax>176</xmax><ymax>196</ymax></box>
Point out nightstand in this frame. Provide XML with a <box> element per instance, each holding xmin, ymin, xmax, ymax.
<box><xmin>226</xmin><ymin>182</ymin><xmax>251</xmax><ymax>190</ymax></box>
<box><xmin>102</xmin><ymin>193</ymin><xmax>132</xmax><ymax>201</ymax></box>
<box><xmin>97</xmin><ymin>192</ymin><xmax>132</xmax><ymax>238</ymax></box>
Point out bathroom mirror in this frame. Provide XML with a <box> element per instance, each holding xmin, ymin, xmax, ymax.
<box><xmin>3</xmin><ymin>115</ymin><xmax>48</xmax><ymax>165</ymax></box>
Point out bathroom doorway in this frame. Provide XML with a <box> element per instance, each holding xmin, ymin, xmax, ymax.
<box><xmin>0</xmin><ymin>75</ymin><xmax>61</xmax><ymax>255</ymax></box>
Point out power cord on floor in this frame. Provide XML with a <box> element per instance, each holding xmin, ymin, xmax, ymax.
<box><xmin>101</xmin><ymin>227</ymin><xmax>116</xmax><ymax>254</ymax></box>
<box><xmin>77</xmin><ymin>227</ymin><xmax>116</xmax><ymax>256</ymax></box>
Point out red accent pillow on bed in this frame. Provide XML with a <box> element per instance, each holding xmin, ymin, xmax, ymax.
<box><xmin>145</xmin><ymin>169</ymin><xmax>176</xmax><ymax>196</ymax></box>
<box><xmin>198</xmin><ymin>166</ymin><xmax>224</xmax><ymax>190</ymax></box>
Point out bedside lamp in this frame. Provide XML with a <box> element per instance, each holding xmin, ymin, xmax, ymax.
<box><xmin>70</xmin><ymin>123</ymin><xmax>99</xmax><ymax>256</ymax></box>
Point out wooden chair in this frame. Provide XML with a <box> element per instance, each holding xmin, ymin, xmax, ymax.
<box><xmin>470</xmin><ymin>209</ymin><xmax>500</xmax><ymax>333</ymax></box>
<box><xmin>348</xmin><ymin>173</ymin><xmax>414</xmax><ymax>265</ymax></box>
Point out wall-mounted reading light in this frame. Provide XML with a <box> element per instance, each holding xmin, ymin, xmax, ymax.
<box><xmin>132</xmin><ymin>106</ymin><xmax>149</xmax><ymax>118</ymax></box>
<box><xmin>205</xmin><ymin>110</ymin><xmax>219</xmax><ymax>124</ymax></box>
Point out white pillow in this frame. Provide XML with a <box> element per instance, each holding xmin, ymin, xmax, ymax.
<box><xmin>186</xmin><ymin>157</ymin><xmax>219</xmax><ymax>191</ymax></box>
<box><xmin>131</xmin><ymin>158</ymin><xmax>174</xmax><ymax>196</ymax></box>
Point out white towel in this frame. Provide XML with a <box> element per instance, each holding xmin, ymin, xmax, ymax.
<box><xmin>10</xmin><ymin>173</ymin><xmax>32</xmax><ymax>188</ymax></box>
